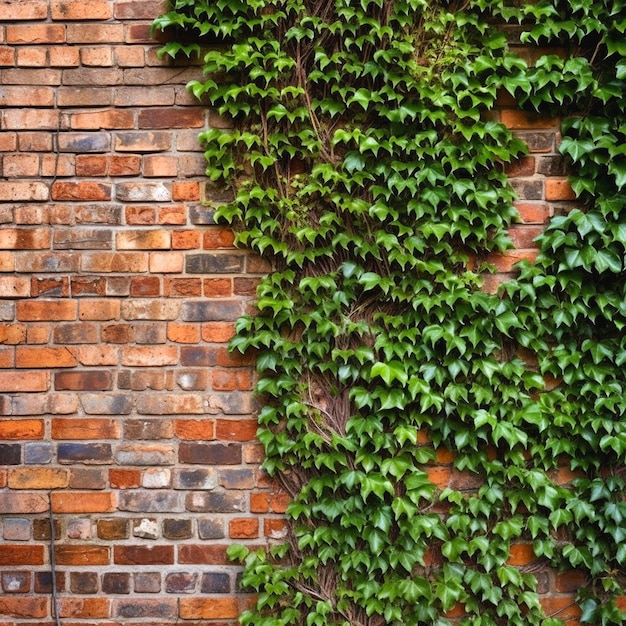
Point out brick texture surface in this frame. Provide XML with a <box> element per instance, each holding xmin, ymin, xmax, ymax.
<box><xmin>0</xmin><ymin>4</ymin><xmax>578</xmax><ymax>625</ymax></box>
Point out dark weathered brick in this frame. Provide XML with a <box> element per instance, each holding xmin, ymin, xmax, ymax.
<box><xmin>34</xmin><ymin>572</ymin><xmax>65</xmax><ymax>594</ymax></box>
<box><xmin>123</xmin><ymin>419</ymin><xmax>173</xmax><ymax>440</ymax></box>
<box><xmin>173</xmin><ymin>468</ymin><xmax>217</xmax><ymax>490</ymax></box>
<box><xmin>165</xmin><ymin>572</ymin><xmax>197</xmax><ymax>593</ymax></box>
<box><xmin>70</xmin><ymin>572</ymin><xmax>98</xmax><ymax>594</ymax></box>
<box><xmin>198</xmin><ymin>518</ymin><xmax>225</xmax><ymax>540</ymax></box>
<box><xmin>186</xmin><ymin>491</ymin><xmax>246</xmax><ymax>513</ymax></box>
<box><xmin>0</xmin><ymin>444</ymin><xmax>21</xmax><ymax>465</ymax></box>
<box><xmin>181</xmin><ymin>300</ymin><xmax>242</xmax><ymax>322</ymax></box>
<box><xmin>57</xmin><ymin>443</ymin><xmax>112</xmax><ymax>464</ymax></box>
<box><xmin>179</xmin><ymin>443</ymin><xmax>242</xmax><ymax>465</ymax></box>
<box><xmin>185</xmin><ymin>254</ymin><xmax>244</xmax><ymax>274</ymax></box>
<box><xmin>162</xmin><ymin>518</ymin><xmax>193</xmax><ymax>540</ymax></box>
<box><xmin>114</xmin><ymin>545</ymin><xmax>174</xmax><ymax>566</ymax></box>
<box><xmin>102</xmin><ymin>572</ymin><xmax>131</xmax><ymax>594</ymax></box>
<box><xmin>114</xmin><ymin>599</ymin><xmax>177</xmax><ymax>619</ymax></box>
<box><xmin>180</xmin><ymin>346</ymin><xmax>213</xmax><ymax>367</ymax></box>
<box><xmin>1</xmin><ymin>571</ymin><xmax>30</xmax><ymax>593</ymax></box>
<box><xmin>133</xmin><ymin>572</ymin><xmax>161</xmax><ymax>593</ymax></box>
<box><xmin>201</xmin><ymin>572</ymin><xmax>231</xmax><ymax>594</ymax></box>
<box><xmin>189</xmin><ymin>206</ymin><xmax>217</xmax><ymax>225</ymax></box>
<box><xmin>118</xmin><ymin>491</ymin><xmax>182</xmax><ymax>513</ymax></box>
<box><xmin>54</xmin><ymin>371</ymin><xmax>113</xmax><ymax>391</ymax></box>
<box><xmin>219</xmin><ymin>468</ymin><xmax>256</xmax><ymax>490</ymax></box>
<box><xmin>97</xmin><ymin>519</ymin><xmax>129</xmax><ymax>540</ymax></box>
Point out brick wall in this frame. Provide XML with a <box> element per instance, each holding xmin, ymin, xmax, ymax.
<box><xmin>0</xmin><ymin>1</ymin><xmax>286</xmax><ymax>623</ymax></box>
<box><xmin>0</xmin><ymin>2</ymin><xmax>580</xmax><ymax>625</ymax></box>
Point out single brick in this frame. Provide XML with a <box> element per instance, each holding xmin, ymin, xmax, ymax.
<box><xmin>176</xmin><ymin>369</ymin><xmax>208</xmax><ymax>390</ymax></box>
<box><xmin>0</xmin><ymin>493</ymin><xmax>48</xmax><ymax>514</ymax></box>
<box><xmin>149</xmin><ymin>252</ymin><xmax>184</xmax><ymax>273</ymax></box>
<box><xmin>51</xmin><ymin>491</ymin><xmax>115</xmax><ymax>513</ymax></box>
<box><xmin>230</xmin><ymin>517</ymin><xmax>259</xmax><ymax>539</ymax></box>
<box><xmin>545</xmin><ymin>177</ymin><xmax>576</xmax><ymax>201</ymax></box>
<box><xmin>138</xmin><ymin>107</ymin><xmax>205</xmax><ymax>129</ymax></box>
<box><xmin>114</xmin><ymin>599</ymin><xmax>177</xmax><ymax>619</ymax></box>
<box><xmin>51</xmin><ymin>417</ymin><xmax>118</xmax><ymax>439</ymax></box>
<box><xmin>35</xmin><ymin>571</ymin><xmax>65</xmax><ymax>594</ymax></box>
<box><xmin>0</xmin><ymin>0</ymin><xmax>48</xmax><ymax>20</ymax></box>
<box><xmin>186</xmin><ymin>491</ymin><xmax>246</xmax><ymax>513</ymax></box>
<box><xmin>16</xmin><ymin>346</ymin><xmax>77</xmax><ymax>368</ymax></box>
<box><xmin>70</xmin><ymin>572</ymin><xmax>98</xmax><ymax>594</ymax></box>
<box><xmin>24</xmin><ymin>442</ymin><xmax>53</xmax><ymax>464</ymax></box>
<box><xmin>201</xmin><ymin>572</ymin><xmax>231</xmax><ymax>593</ymax></box>
<box><xmin>114</xmin><ymin>545</ymin><xmax>175</xmax><ymax>566</ymax></box>
<box><xmin>2</xmin><ymin>519</ymin><xmax>31</xmax><ymax>541</ymax></box>
<box><xmin>0</xmin><ymin>544</ymin><xmax>45</xmax><ymax>566</ymax></box>
<box><xmin>178</xmin><ymin>544</ymin><xmax>229</xmax><ymax>566</ymax></box>
<box><xmin>198</xmin><ymin>518</ymin><xmax>225</xmax><ymax>540</ymax></box>
<box><xmin>0</xmin><ymin>597</ymin><xmax>48</xmax><ymax>618</ymax></box>
<box><xmin>102</xmin><ymin>572</ymin><xmax>131</xmax><ymax>594</ymax></box>
<box><xmin>0</xmin><ymin>181</ymin><xmax>49</xmax><ymax>202</ymax></box>
<box><xmin>81</xmin><ymin>251</ymin><xmax>148</xmax><ymax>272</ymax></box>
<box><xmin>115</xmin><ymin>444</ymin><xmax>176</xmax><ymax>466</ymax></box>
<box><xmin>1</xmin><ymin>571</ymin><xmax>30</xmax><ymax>593</ymax></box>
<box><xmin>174</xmin><ymin>419</ymin><xmax>215</xmax><ymax>440</ymax></box>
<box><xmin>136</xmin><ymin>394</ymin><xmax>204</xmax><ymax>415</ymax></box>
<box><xmin>8</xmin><ymin>468</ymin><xmax>69</xmax><ymax>490</ymax></box>
<box><xmin>162</xmin><ymin>518</ymin><xmax>193</xmax><ymax>539</ymax></box>
<box><xmin>114</xmin><ymin>131</ymin><xmax>172</xmax><ymax>152</ymax></box>
<box><xmin>57</xmin><ymin>597</ymin><xmax>110</xmax><ymax>619</ymax></box>
<box><xmin>69</xmin><ymin>468</ymin><xmax>107</xmax><ymax>490</ymax></box>
<box><xmin>121</xmin><ymin>346</ymin><xmax>178</xmax><ymax>367</ymax></box>
<box><xmin>116</xmin><ymin>230</ymin><xmax>171</xmax><ymax>250</ymax></box>
<box><xmin>53</xmin><ymin>228</ymin><xmax>113</xmax><ymax>250</ymax></box>
<box><xmin>118</xmin><ymin>491</ymin><xmax>182</xmax><ymax>513</ymax></box>
<box><xmin>142</xmin><ymin>468</ymin><xmax>171</xmax><ymax>489</ymax></box>
<box><xmin>219</xmin><ymin>468</ymin><xmax>256</xmax><ymax>490</ymax></box>
<box><xmin>97</xmin><ymin>518</ymin><xmax>129</xmax><ymax>540</ymax></box>
<box><xmin>173</xmin><ymin>468</ymin><xmax>218</xmax><ymax>490</ymax></box>
<box><xmin>186</xmin><ymin>253</ymin><xmax>244</xmax><ymax>274</ymax></box>
<box><xmin>179</xmin><ymin>443</ymin><xmax>242</xmax><ymax>465</ymax></box>
<box><xmin>116</xmin><ymin>182</ymin><xmax>170</xmax><ymax>202</ymax></box>
<box><xmin>58</xmin><ymin>132</ymin><xmax>111</xmax><ymax>153</ymax></box>
<box><xmin>53</xmin><ymin>323</ymin><xmax>99</xmax><ymax>344</ymax></box>
<box><xmin>181</xmin><ymin>300</ymin><xmax>242</xmax><ymax>322</ymax></box>
<box><xmin>57</xmin><ymin>442</ymin><xmax>112</xmax><ymax>464</ymax></box>
<box><xmin>123</xmin><ymin>418</ymin><xmax>173</xmax><ymax>440</ymax></box>
<box><xmin>165</xmin><ymin>572</ymin><xmax>197</xmax><ymax>594</ymax></box>
<box><xmin>0</xmin><ymin>419</ymin><xmax>44</xmax><ymax>440</ymax></box>
<box><xmin>52</xmin><ymin>181</ymin><xmax>111</xmax><ymax>201</ymax></box>
<box><xmin>16</xmin><ymin>300</ymin><xmax>75</xmax><ymax>321</ymax></box>
<box><xmin>180</xmin><ymin>597</ymin><xmax>239</xmax><ymax>620</ymax></box>
<box><xmin>120</xmin><ymin>299</ymin><xmax>179</xmax><ymax>320</ymax></box>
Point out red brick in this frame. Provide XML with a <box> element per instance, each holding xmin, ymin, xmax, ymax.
<box><xmin>52</xmin><ymin>492</ymin><xmax>115</xmax><ymax>514</ymax></box>
<box><xmin>0</xmin><ymin>545</ymin><xmax>45</xmax><ymax>566</ymax></box>
<box><xmin>6</xmin><ymin>24</ymin><xmax>65</xmax><ymax>44</ymax></box>
<box><xmin>114</xmin><ymin>545</ymin><xmax>174</xmax><ymax>565</ymax></box>
<box><xmin>52</xmin><ymin>418</ymin><xmax>119</xmax><ymax>439</ymax></box>
<box><xmin>250</xmin><ymin>491</ymin><xmax>290</xmax><ymax>514</ymax></box>
<box><xmin>229</xmin><ymin>518</ymin><xmax>259</xmax><ymax>539</ymax></box>
<box><xmin>486</xmin><ymin>249</ymin><xmax>539</xmax><ymax>272</ymax></box>
<box><xmin>109</xmin><ymin>468</ymin><xmax>141</xmax><ymax>489</ymax></box>
<box><xmin>508</xmin><ymin>226</ymin><xmax>543</xmax><ymax>249</ymax></box>
<box><xmin>57</xmin><ymin>598</ymin><xmax>109</xmax><ymax>620</ymax></box>
<box><xmin>138</xmin><ymin>107</ymin><xmax>206</xmax><ymax>129</ymax></box>
<box><xmin>180</xmin><ymin>598</ymin><xmax>239</xmax><ymax>620</ymax></box>
<box><xmin>130</xmin><ymin>276</ymin><xmax>161</xmax><ymax>297</ymax></box>
<box><xmin>555</xmin><ymin>570</ymin><xmax>586</xmax><ymax>593</ymax></box>
<box><xmin>0</xmin><ymin>371</ymin><xmax>49</xmax><ymax>392</ymax></box>
<box><xmin>52</xmin><ymin>181</ymin><xmax>111</xmax><ymax>201</ymax></box>
<box><xmin>539</xmin><ymin>596</ymin><xmax>581</xmax><ymax>620</ymax></box>
<box><xmin>514</xmin><ymin>201</ymin><xmax>552</xmax><ymax>225</ymax></box>
<box><xmin>0</xmin><ymin>597</ymin><xmax>48</xmax><ymax>619</ymax></box>
<box><xmin>0</xmin><ymin>419</ymin><xmax>44</xmax><ymax>440</ymax></box>
<box><xmin>165</xmin><ymin>277</ymin><xmax>202</xmax><ymax>297</ymax></box>
<box><xmin>8</xmin><ymin>468</ymin><xmax>69</xmax><ymax>489</ymax></box>
<box><xmin>114</xmin><ymin>0</ymin><xmax>164</xmax><ymax>19</ymax></box>
<box><xmin>212</xmin><ymin>370</ymin><xmax>253</xmax><ymax>393</ymax></box>
<box><xmin>16</xmin><ymin>346</ymin><xmax>77</xmax><ymax>368</ymax></box>
<box><xmin>177</xmin><ymin>544</ymin><xmax>229</xmax><ymax>565</ymax></box>
<box><xmin>264</xmin><ymin>517</ymin><xmax>288</xmax><ymax>538</ymax></box>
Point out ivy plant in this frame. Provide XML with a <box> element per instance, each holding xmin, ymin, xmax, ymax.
<box><xmin>154</xmin><ymin>1</ymin><xmax>626</xmax><ymax>624</ymax></box>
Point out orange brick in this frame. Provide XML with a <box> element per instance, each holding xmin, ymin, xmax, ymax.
<box><xmin>486</xmin><ymin>249</ymin><xmax>539</xmax><ymax>272</ymax></box>
<box><xmin>49</xmin><ymin>45</ymin><xmax>80</xmax><ymax>66</ymax></box>
<box><xmin>203</xmin><ymin>228</ymin><xmax>235</xmax><ymax>249</ymax></box>
<box><xmin>165</xmin><ymin>278</ymin><xmax>202</xmax><ymax>297</ymax></box>
<box><xmin>121</xmin><ymin>346</ymin><xmax>178</xmax><ymax>367</ymax></box>
<box><xmin>143</xmin><ymin>155</ymin><xmax>178</xmax><ymax>177</ymax></box>
<box><xmin>8</xmin><ymin>468</ymin><xmax>69</xmax><ymax>489</ymax></box>
<box><xmin>507</xmin><ymin>543</ymin><xmax>536</xmax><ymax>566</ymax></box>
<box><xmin>80</xmin><ymin>46</ymin><xmax>113</xmax><ymax>66</ymax></box>
<box><xmin>0</xmin><ymin>277</ymin><xmax>30</xmax><ymax>297</ymax></box>
<box><xmin>0</xmin><ymin>324</ymin><xmax>26</xmax><ymax>344</ymax></box>
<box><xmin>514</xmin><ymin>201</ymin><xmax>552</xmax><ymax>224</ymax></box>
<box><xmin>180</xmin><ymin>598</ymin><xmax>239</xmax><ymax>620</ymax></box>
<box><xmin>202</xmin><ymin>322</ymin><xmax>236</xmax><ymax>342</ymax></box>
<box><xmin>215</xmin><ymin>418</ymin><xmax>257</xmax><ymax>441</ymax></box>
<box><xmin>204</xmin><ymin>278</ymin><xmax>232</xmax><ymax>296</ymax></box>
<box><xmin>0</xmin><ymin>371</ymin><xmax>49</xmax><ymax>392</ymax></box>
<box><xmin>174</xmin><ymin>419</ymin><xmax>215</xmax><ymax>440</ymax></box>
<box><xmin>70</xmin><ymin>110</ymin><xmax>134</xmax><ymax>130</ymax></box>
<box><xmin>539</xmin><ymin>596</ymin><xmax>581</xmax><ymax>621</ymax></box>
<box><xmin>16</xmin><ymin>46</ymin><xmax>47</xmax><ymax>66</ymax></box>
<box><xmin>52</xmin><ymin>418</ymin><xmax>120</xmax><ymax>440</ymax></box>
<box><xmin>51</xmin><ymin>492</ymin><xmax>115</xmax><ymax>514</ymax></box>
<box><xmin>426</xmin><ymin>466</ymin><xmax>451</xmax><ymax>489</ymax></box>
<box><xmin>109</xmin><ymin>468</ymin><xmax>141</xmax><ymax>489</ymax></box>
<box><xmin>264</xmin><ymin>517</ymin><xmax>288</xmax><ymax>538</ymax></box>
<box><xmin>0</xmin><ymin>597</ymin><xmax>48</xmax><ymax>619</ymax></box>
<box><xmin>57</xmin><ymin>598</ymin><xmax>110</xmax><ymax>619</ymax></box>
<box><xmin>172</xmin><ymin>230</ymin><xmax>201</xmax><ymax>249</ymax></box>
<box><xmin>158</xmin><ymin>205</ymin><xmax>186</xmax><ymax>224</ymax></box>
<box><xmin>6</xmin><ymin>24</ymin><xmax>65</xmax><ymax>44</ymax></box>
<box><xmin>0</xmin><ymin>544</ymin><xmax>45</xmax><ymax>566</ymax></box>
<box><xmin>501</xmin><ymin>110</ymin><xmax>559</xmax><ymax>130</ymax></box>
<box><xmin>16</xmin><ymin>300</ymin><xmax>75</xmax><ymax>321</ymax></box>
<box><xmin>0</xmin><ymin>347</ymin><xmax>13</xmax><ymax>368</ymax></box>
<box><xmin>52</xmin><ymin>181</ymin><xmax>111</xmax><ymax>201</ymax></box>
<box><xmin>116</xmin><ymin>230</ymin><xmax>171</xmax><ymax>250</ymax></box>
<box><xmin>0</xmin><ymin>419</ymin><xmax>44</xmax><ymax>440</ymax></box>
<box><xmin>250</xmin><ymin>491</ymin><xmax>290</xmax><ymax>514</ymax></box>
<box><xmin>545</xmin><ymin>178</ymin><xmax>576</xmax><ymax>201</ymax></box>
<box><xmin>212</xmin><ymin>370</ymin><xmax>253</xmax><ymax>391</ymax></box>
<box><xmin>16</xmin><ymin>346</ymin><xmax>77</xmax><ymax>368</ymax></box>
<box><xmin>68</xmin><ymin>346</ymin><xmax>119</xmax><ymax>366</ymax></box>
<box><xmin>172</xmin><ymin>181</ymin><xmax>200</xmax><ymax>201</ymax></box>
<box><xmin>229</xmin><ymin>518</ymin><xmax>259</xmax><ymax>539</ymax></box>
<box><xmin>168</xmin><ymin>323</ymin><xmax>200</xmax><ymax>343</ymax></box>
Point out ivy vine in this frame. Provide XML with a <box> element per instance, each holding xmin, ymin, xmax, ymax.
<box><xmin>154</xmin><ymin>1</ymin><xmax>626</xmax><ymax>624</ymax></box>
